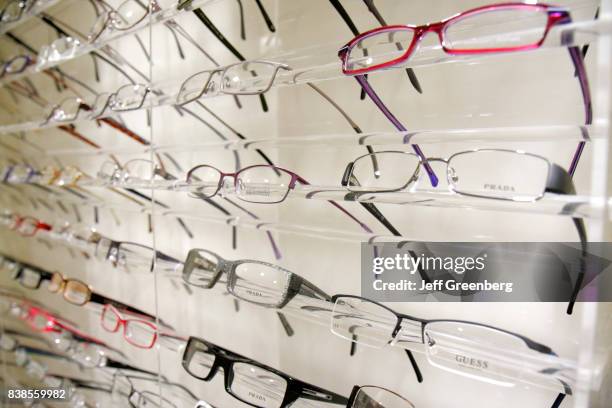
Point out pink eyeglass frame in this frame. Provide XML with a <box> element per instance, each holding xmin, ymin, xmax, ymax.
<box><xmin>100</xmin><ymin>304</ymin><xmax>158</xmax><ymax>349</ymax></box>
<box><xmin>339</xmin><ymin>3</ymin><xmax>572</xmax><ymax>76</ymax></box>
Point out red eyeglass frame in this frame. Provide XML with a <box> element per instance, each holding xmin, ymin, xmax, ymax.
<box><xmin>339</xmin><ymin>3</ymin><xmax>572</xmax><ymax>75</ymax></box>
<box><xmin>10</xmin><ymin>215</ymin><xmax>52</xmax><ymax>237</ymax></box>
<box><xmin>100</xmin><ymin>304</ymin><xmax>158</xmax><ymax>349</ymax></box>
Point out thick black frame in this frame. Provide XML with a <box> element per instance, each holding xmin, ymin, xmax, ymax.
<box><xmin>182</xmin><ymin>336</ymin><xmax>348</xmax><ymax>407</ymax></box>
<box><xmin>330</xmin><ymin>294</ymin><xmax>570</xmax><ymax>408</ymax></box>
<box><xmin>183</xmin><ymin>248</ymin><xmax>330</xmax><ymax>308</ymax></box>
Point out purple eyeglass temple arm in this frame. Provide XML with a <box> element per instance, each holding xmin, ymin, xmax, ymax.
<box><xmin>354</xmin><ymin>75</ymin><xmax>439</xmax><ymax>187</ymax></box>
<box><xmin>222</xmin><ymin>197</ymin><xmax>282</xmax><ymax>260</ymax></box>
<box><xmin>567</xmin><ymin>45</ymin><xmax>592</xmax><ymax>177</ymax></box>
<box><xmin>295</xmin><ymin>176</ymin><xmax>373</xmax><ymax>234</ymax></box>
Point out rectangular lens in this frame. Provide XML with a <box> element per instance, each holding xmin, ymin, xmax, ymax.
<box><xmin>229</xmin><ymin>362</ymin><xmax>287</xmax><ymax>408</ymax></box>
<box><xmin>183</xmin><ymin>249</ymin><xmax>221</xmax><ymax>288</ymax></box>
<box><xmin>448</xmin><ymin>150</ymin><xmax>549</xmax><ymax>201</ymax></box>
<box><xmin>349</xmin><ymin>152</ymin><xmax>420</xmax><ymax>192</ymax></box>
<box><xmin>63</xmin><ymin>280</ymin><xmax>91</xmax><ymax>305</ymax></box>
<box><xmin>346</xmin><ymin>28</ymin><xmax>415</xmax><ymax>73</ymax></box>
<box><xmin>352</xmin><ymin>386</ymin><xmax>414</xmax><ymax>408</ymax></box>
<box><xmin>222</xmin><ymin>62</ymin><xmax>277</xmax><ymax>95</ymax></box>
<box><xmin>236</xmin><ymin>166</ymin><xmax>293</xmax><ymax>203</ymax></box>
<box><xmin>229</xmin><ymin>262</ymin><xmax>290</xmax><ymax>307</ymax></box>
<box><xmin>19</xmin><ymin>268</ymin><xmax>41</xmax><ymax>288</ymax></box>
<box><xmin>183</xmin><ymin>339</ymin><xmax>215</xmax><ymax>379</ymax></box>
<box><xmin>443</xmin><ymin>6</ymin><xmax>548</xmax><ymax>51</ymax></box>
<box><xmin>331</xmin><ymin>296</ymin><xmax>398</xmax><ymax>348</ymax></box>
<box><xmin>424</xmin><ymin>321</ymin><xmax>534</xmax><ymax>387</ymax></box>
<box><xmin>124</xmin><ymin>320</ymin><xmax>156</xmax><ymax>348</ymax></box>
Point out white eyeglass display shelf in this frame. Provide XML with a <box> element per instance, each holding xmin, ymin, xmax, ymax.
<box><xmin>0</xmin><ymin>1</ymin><xmax>610</xmax><ymax>408</ymax></box>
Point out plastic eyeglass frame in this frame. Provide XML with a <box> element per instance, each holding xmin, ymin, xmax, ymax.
<box><xmin>182</xmin><ymin>248</ymin><xmax>331</xmax><ymax>308</ymax></box>
<box><xmin>347</xmin><ymin>385</ymin><xmax>415</xmax><ymax>408</ymax></box>
<box><xmin>9</xmin><ymin>215</ymin><xmax>52</xmax><ymax>237</ymax></box>
<box><xmin>182</xmin><ymin>336</ymin><xmax>348</xmax><ymax>408</ymax></box>
<box><xmin>338</xmin><ymin>3</ymin><xmax>592</xmax><ymax>177</ymax></box>
<box><xmin>100</xmin><ymin>304</ymin><xmax>158</xmax><ymax>349</ymax></box>
<box><xmin>176</xmin><ymin>61</ymin><xmax>291</xmax><ymax>105</ymax></box>
<box><xmin>330</xmin><ymin>294</ymin><xmax>571</xmax><ymax>408</ymax></box>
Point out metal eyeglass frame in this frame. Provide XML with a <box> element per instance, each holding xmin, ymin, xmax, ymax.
<box><xmin>331</xmin><ymin>294</ymin><xmax>571</xmax><ymax>408</ymax></box>
<box><xmin>185</xmin><ymin>163</ymin><xmax>373</xmax><ymax>234</ymax></box>
<box><xmin>342</xmin><ymin>149</ymin><xmax>588</xmax><ymax>314</ymax></box>
<box><xmin>182</xmin><ymin>336</ymin><xmax>348</xmax><ymax>408</ymax></box>
<box><xmin>177</xmin><ymin>61</ymin><xmax>290</xmax><ymax>105</ymax></box>
<box><xmin>87</xmin><ymin>0</ymin><xmax>149</xmax><ymax>43</ymax></box>
<box><xmin>112</xmin><ymin>372</ymin><xmax>200</xmax><ymax>408</ymax></box>
<box><xmin>338</xmin><ymin>3</ymin><xmax>592</xmax><ymax>178</ymax></box>
<box><xmin>182</xmin><ymin>248</ymin><xmax>331</xmax><ymax>309</ymax></box>
<box><xmin>0</xmin><ymin>54</ymin><xmax>33</xmax><ymax>77</ymax></box>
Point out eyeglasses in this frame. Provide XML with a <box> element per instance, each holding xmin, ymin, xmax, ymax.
<box><xmin>342</xmin><ymin>149</ymin><xmax>573</xmax><ymax>202</ymax></box>
<box><xmin>0</xmin><ymin>0</ymin><xmax>36</xmax><ymax>24</ymax></box>
<box><xmin>177</xmin><ymin>61</ymin><xmax>290</xmax><ymax>105</ymax></box>
<box><xmin>182</xmin><ymin>336</ymin><xmax>348</xmax><ymax>407</ymax></box>
<box><xmin>183</xmin><ymin>248</ymin><xmax>330</xmax><ymax>308</ymax></box>
<box><xmin>88</xmin><ymin>0</ymin><xmax>149</xmax><ymax>43</ymax></box>
<box><xmin>0</xmin><ymin>55</ymin><xmax>34</xmax><ymax>77</ymax></box>
<box><xmin>6</xmin><ymin>215</ymin><xmax>52</xmax><ymax>237</ymax></box>
<box><xmin>347</xmin><ymin>385</ymin><xmax>414</xmax><ymax>408</ymax></box>
<box><xmin>2</xmin><ymin>163</ymin><xmax>37</xmax><ymax>183</ymax></box>
<box><xmin>111</xmin><ymin>372</ymin><xmax>200</xmax><ymax>408</ymax></box>
<box><xmin>185</xmin><ymin>163</ymin><xmax>373</xmax><ymax>232</ymax></box>
<box><xmin>330</xmin><ymin>295</ymin><xmax>571</xmax><ymax>402</ymax></box>
<box><xmin>338</xmin><ymin>3</ymin><xmax>592</xmax><ymax>177</ymax></box>
<box><xmin>41</xmin><ymin>97</ymin><xmax>90</xmax><ymax>124</ymax></box>
<box><xmin>93</xmin><ymin>236</ymin><xmax>182</xmax><ymax>273</ymax></box>
<box><xmin>35</xmin><ymin>165</ymin><xmax>88</xmax><ymax>187</ymax></box>
<box><xmin>101</xmin><ymin>304</ymin><xmax>158</xmax><ymax>349</ymax></box>
<box><xmin>37</xmin><ymin>36</ymin><xmax>81</xmax><ymax>68</ymax></box>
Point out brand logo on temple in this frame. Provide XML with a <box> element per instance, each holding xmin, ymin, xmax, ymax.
<box><xmin>483</xmin><ymin>184</ymin><xmax>515</xmax><ymax>192</ymax></box>
<box><xmin>455</xmin><ymin>354</ymin><xmax>489</xmax><ymax>369</ymax></box>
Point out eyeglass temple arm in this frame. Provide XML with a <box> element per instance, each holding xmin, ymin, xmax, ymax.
<box><xmin>296</xmin><ymin>175</ymin><xmax>373</xmax><ymax>234</ymax></box>
<box><xmin>252</xmin><ymin>0</ymin><xmax>275</xmax><ymax>33</ymax></box>
<box><xmin>306</xmin><ymin>83</ymin><xmax>380</xmax><ymax>176</ymax></box>
<box><xmin>236</xmin><ymin>0</ymin><xmax>245</xmax><ymax>39</ymax></box>
<box><xmin>354</xmin><ymin>75</ymin><xmax>438</xmax><ymax>187</ymax></box>
<box><xmin>544</xmin><ymin>163</ymin><xmax>587</xmax><ymax>315</ymax></box>
<box><xmin>341</xmin><ymin>167</ymin><xmax>403</xmax><ymax>236</ymax></box>
<box><xmin>188</xmin><ymin>7</ymin><xmax>268</xmax><ymax>112</ymax></box>
<box><xmin>107</xmin><ymin>361</ymin><xmax>162</xmax><ymax>379</ymax></box>
<box><xmin>195</xmin><ymin>101</ymin><xmax>274</xmax><ymax>167</ymax></box>
<box><xmin>295</xmin><ymin>382</ymin><xmax>348</xmax><ymax>405</ymax></box>
<box><xmin>222</xmin><ymin>197</ymin><xmax>282</xmax><ymax>259</ymax></box>
<box><xmin>124</xmin><ymin>188</ymin><xmax>194</xmax><ymax>239</ymax></box>
<box><xmin>567</xmin><ymin>45</ymin><xmax>592</xmax><ymax>177</ymax></box>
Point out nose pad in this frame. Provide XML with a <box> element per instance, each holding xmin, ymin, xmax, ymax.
<box><xmin>219</xmin><ymin>177</ymin><xmax>235</xmax><ymax>197</ymax></box>
<box><xmin>411</xmin><ymin>161</ymin><xmax>448</xmax><ymax>192</ymax></box>
<box><xmin>204</xmin><ymin>80</ymin><xmax>216</xmax><ymax>95</ymax></box>
<box><xmin>447</xmin><ymin>166</ymin><xmax>458</xmax><ymax>184</ymax></box>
